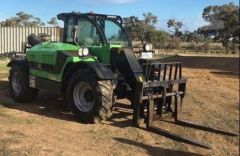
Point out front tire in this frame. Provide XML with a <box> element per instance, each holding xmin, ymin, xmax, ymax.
<box><xmin>9</xmin><ymin>64</ymin><xmax>39</xmax><ymax>102</ymax></box>
<box><xmin>66</xmin><ymin>69</ymin><xmax>113</xmax><ymax>123</ymax></box>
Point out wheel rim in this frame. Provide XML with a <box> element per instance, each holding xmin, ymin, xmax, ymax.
<box><xmin>12</xmin><ymin>71</ymin><xmax>21</xmax><ymax>96</ymax></box>
<box><xmin>73</xmin><ymin>82</ymin><xmax>95</xmax><ymax>112</ymax></box>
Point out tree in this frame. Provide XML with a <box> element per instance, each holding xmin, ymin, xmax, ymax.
<box><xmin>167</xmin><ymin>19</ymin><xmax>183</xmax><ymax>37</ymax></box>
<box><xmin>147</xmin><ymin>30</ymin><xmax>170</xmax><ymax>49</ymax></box>
<box><xmin>0</xmin><ymin>12</ymin><xmax>45</xmax><ymax>27</ymax></box>
<box><xmin>124</xmin><ymin>12</ymin><xmax>158</xmax><ymax>44</ymax></box>
<box><xmin>142</xmin><ymin>12</ymin><xmax>158</xmax><ymax>43</ymax></box>
<box><xmin>198</xmin><ymin>3</ymin><xmax>239</xmax><ymax>53</ymax></box>
<box><xmin>143</xmin><ymin>12</ymin><xmax>158</xmax><ymax>27</ymax></box>
<box><xmin>182</xmin><ymin>31</ymin><xmax>205</xmax><ymax>43</ymax></box>
<box><xmin>47</xmin><ymin>17</ymin><xmax>59</xmax><ymax>27</ymax></box>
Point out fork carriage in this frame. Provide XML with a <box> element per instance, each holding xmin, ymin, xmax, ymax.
<box><xmin>132</xmin><ymin>59</ymin><xmax>237</xmax><ymax>149</ymax></box>
<box><xmin>133</xmin><ymin>59</ymin><xmax>186</xmax><ymax>125</ymax></box>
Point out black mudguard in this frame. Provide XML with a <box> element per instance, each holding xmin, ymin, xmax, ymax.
<box><xmin>63</xmin><ymin>61</ymin><xmax>115</xmax><ymax>81</ymax></box>
<box><xmin>62</xmin><ymin>61</ymin><xmax>115</xmax><ymax>94</ymax></box>
<box><xmin>7</xmin><ymin>59</ymin><xmax>28</xmax><ymax>69</ymax></box>
<box><xmin>87</xmin><ymin>62</ymin><xmax>115</xmax><ymax>80</ymax></box>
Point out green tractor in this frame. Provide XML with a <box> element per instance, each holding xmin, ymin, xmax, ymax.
<box><xmin>8</xmin><ymin>12</ymin><xmax>148</xmax><ymax>123</ymax></box>
<box><xmin>7</xmin><ymin>12</ymin><xmax>237</xmax><ymax>148</ymax></box>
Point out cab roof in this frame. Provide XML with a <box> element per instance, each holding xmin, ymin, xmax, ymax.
<box><xmin>57</xmin><ymin>12</ymin><xmax>123</xmax><ymax>24</ymax></box>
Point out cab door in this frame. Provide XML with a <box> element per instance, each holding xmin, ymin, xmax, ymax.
<box><xmin>75</xmin><ymin>17</ymin><xmax>109</xmax><ymax>63</ymax></box>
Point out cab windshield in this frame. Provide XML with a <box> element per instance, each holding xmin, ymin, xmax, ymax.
<box><xmin>104</xmin><ymin>19</ymin><xmax>130</xmax><ymax>47</ymax></box>
<box><xmin>65</xmin><ymin>16</ymin><xmax>131</xmax><ymax>47</ymax></box>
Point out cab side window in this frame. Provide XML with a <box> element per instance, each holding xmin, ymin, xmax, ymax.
<box><xmin>77</xmin><ymin>18</ymin><xmax>101</xmax><ymax>46</ymax></box>
<box><xmin>66</xmin><ymin>17</ymin><xmax>74</xmax><ymax>43</ymax></box>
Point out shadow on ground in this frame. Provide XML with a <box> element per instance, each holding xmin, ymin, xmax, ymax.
<box><xmin>0</xmin><ymin>80</ymin><xmax>8</xmax><ymax>89</ymax></box>
<box><xmin>107</xmin><ymin>102</ymin><xmax>133</xmax><ymax>128</ymax></box>
<box><xmin>114</xmin><ymin>137</ymin><xmax>203</xmax><ymax>156</ymax></box>
<box><xmin>0</xmin><ymin>81</ymin><xmax>76</xmax><ymax>122</ymax></box>
<box><xmin>0</xmin><ymin>80</ymin><xmax>216</xmax><ymax>153</ymax></box>
<box><xmin>0</xmin><ymin>79</ymin><xmax>134</xmax><ymax>126</ymax></box>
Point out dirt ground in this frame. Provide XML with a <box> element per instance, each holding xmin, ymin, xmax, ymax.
<box><xmin>0</xmin><ymin>55</ymin><xmax>239</xmax><ymax>156</ymax></box>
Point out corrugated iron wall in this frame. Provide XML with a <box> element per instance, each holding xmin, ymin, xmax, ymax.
<box><xmin>0</xmin><ymin>27</ymin><xmax>61</xmax><ymax>54</ymax></box>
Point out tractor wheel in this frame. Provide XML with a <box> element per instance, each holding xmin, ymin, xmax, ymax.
<box><xmin>9</xmin><ymin>64</ymin><xmax>39</xmax><ymax>102</ymax></box>
<box><xmin>66</xmin><ymin>69</ymin><xmax>113</xmax><ymax>123</ymax></box>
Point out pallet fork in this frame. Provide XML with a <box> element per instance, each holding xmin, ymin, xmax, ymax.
<box><xmin>132</xmin><ymin>60</ymin><xmax>238</xmax><ymax>149</ymax></box>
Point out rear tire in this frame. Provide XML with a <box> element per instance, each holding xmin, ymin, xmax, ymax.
<box><xmin>66</xmin><ymin>69</ymin><xmax>113</xmax><ymax>123</ymax></box>
<box><xmin>9</xmin><ymin>64</ymin><xmax>39</xmax><ymax>102</ymax></box>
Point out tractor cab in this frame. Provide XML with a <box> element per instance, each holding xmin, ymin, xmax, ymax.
<box><xmin>58</xmin><ymin>12</ymin><xmax>132</xmax><ymax>48</ymax></box>
<box><xmin>57</xmin><ymin>12</ymin><xmax>133</xmax><ymax>63</ymax></box>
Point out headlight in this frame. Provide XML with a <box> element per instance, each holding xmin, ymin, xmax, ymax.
<box><xmin>83</xmin><ymin>48</ymin><xmax>89</xmax><ymax>56</ymax></box>
<box><xmin>78</xmin><ymin>48</ymin><xmax>83</xmax><ymax>56</ymax></box>
<box><xmin>78</xmin><ymin>48</ymin><xmax>89</xmax><ymax>56</ymax></box>
<box><xmin>143</xmin><ymin>43</ymin><xmax>153</xmax><ymax>51</ymax></box>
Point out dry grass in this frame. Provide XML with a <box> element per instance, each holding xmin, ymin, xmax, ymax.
<box><xmin>0</xmin><ymin>61</ymin><xmax>9</xmax><ymax>94</ymax></box>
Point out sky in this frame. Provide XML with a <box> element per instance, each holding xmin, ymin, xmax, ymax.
<box><xmin>0</xmin><ymin>0</ymin><xmax>238</xmax><ymax>31</ymax></box>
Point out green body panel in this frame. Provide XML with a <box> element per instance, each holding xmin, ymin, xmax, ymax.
<box><xmin>29</xmin><ymin>57</ymin><xmax>96</xmax><ymax>82</ymax></box>
<box><xmin>90</xmin><ymin>44</ymin><xmax>122</xmax><ymax>64</ymax></box>
<box><xmin>27</xmin><ymin>42</ymin><xmax>79</xmax><ymax>64</ymax></box>
<box><xmin>27</xmin><ymin>42</ymin><xmax>97</xmax><ymax>81</ymax></box>
<box><xmin>26</xmin><ymin>42</ymin><xmax>122</xmax><ymax>81</ymax></box>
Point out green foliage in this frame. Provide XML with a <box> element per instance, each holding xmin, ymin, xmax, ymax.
<box><xmin>167</xmin><ymin>19</ymin><xmax>183</xmax><ymax>37</ymax></box>
<box><xmin>147</xmin><ymin>30</ymin><xmax>170</xmax><ymax>49</ymax></box>
<box><xmin>166</xmin><ymin>37</ymin><xmax>181</xmax><ymax>50</ymax></box>
<box><xmin>124</xmin><ymin>13</ymin><xmax>172</xmax><ymax>49</ymax></box>
<box><xmin>125</xmin><ymin>12</ymin><xmax>158</xmax><ymax>44</ymax></box>
<box><xmin>47</xmin><ymin>17</ymin><xmax>59</xmax><ymax>27</ymax></box>
<box><xmin>142</xmin><ymin>12</ymin><xmax>158</xmax><ymax>27</ymax></box>
<box><xmin>124</xmin><ymin>17</ymin><xmax>144</xmax><ymax>42</ymax></box>
<box><xmin>125</xmin><ymin>3</ymin><xmax>238</xmax><ymax>53</ymax></box>
<box><xmin>0</xmin><ymin>12</ymin><xmax>45</xmax><ymax>27</ymax></box>
<box><xmin>198</xmin><ymin>3</ymin><xmax>239</xmax><ymax>53</ymax></box>
<box><xmin>182</xmin><ymin>31</ymin><xmax>206</xmax><ymax>43</ymax></box>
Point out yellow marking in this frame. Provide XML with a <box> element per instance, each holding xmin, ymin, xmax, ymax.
<box><xmin>139</xmin><ymin>76</ymin><xmax>143</xmax><ymax>82</ymax></box>
<box><xmin>49</xmin><ymin>75</ymin><xmax>59</xmax><ymax>81</ymax></box>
